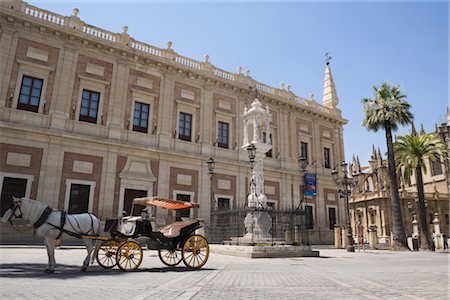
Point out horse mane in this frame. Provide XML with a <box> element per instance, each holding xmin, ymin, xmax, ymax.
<box><xmin>19</xmin><ymin>197</ymin><xmax>49</xmax><ymax>223</ymax></box>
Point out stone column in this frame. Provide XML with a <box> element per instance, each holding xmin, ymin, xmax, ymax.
<box><xmin>158</xmin><ymin>73</ymin><xmax>175</xmax><ymax>149</ymax></box>
<box><xmin>341</xmin><ymin>226</ymin><xmax>348</xmax><ymax>249</ymax></box>
<box><xmin>334</xmin><ymin>225</ymin><xmax>342</xmax><ymax>249</ymax></box>
<box><xmin>432</xmin><ymin>213</ymin><xmax>442</xmax><ymax>250</ymax></box>
<box><xmin>368</xmin><ymin>225</ymin><xmax>377</xmax><ymax>249</ymax></box>
<box><xmin>0</xmin><ymin>27</ymin><xmax>17</xmax><ymax>107</ymax></box>
<box><xmin>107</xmin><ymin>60</ymin><xmax>129</xmax><ymax>140</ymax></box>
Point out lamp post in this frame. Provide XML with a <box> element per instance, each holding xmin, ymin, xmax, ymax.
<box><xmin>207</xmin><ymin>157</ymin><xmax>215</xmax><ymax>209</ymax></box>
<box><xmin>437</xmin><ymin>122</ymin><xmax>450</xmax><ymax>203</ymax></box>
<box><xmin>332</xmin><ymin>161</ymin><xmax>357</xmax><ymax>252</ymax></box>
<box><xmin>298</xmin><ymin>154</ymin><xmax>309</xmax><ymax>245</ymax></box>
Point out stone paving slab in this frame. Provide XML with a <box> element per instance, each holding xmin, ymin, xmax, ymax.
<box><xmin>0</xmin><ymin>246</ymin><xmax>448</xmax><ymax>299</ymax></box>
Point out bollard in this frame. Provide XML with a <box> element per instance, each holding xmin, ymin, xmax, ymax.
<box><xmin>432</xmin><ymin>213</ymin><xmax>442</xmax><ymax>250</ymax></box>
<box><xmin>334</xmin><ymin>225</ymin><xmax>342</xmax><ymax>249</ymax></box>
<box><xmin>294</xmin><ymin>226</ymin><xmax>302</xmax><ymax>244</ymax></box>
<box><xmin>285</xmin><ymin>228</ymin><xmax>292</xmax><ymax>244</ymax></box>
<box><xmin>368</xmin><ymin>226</ymin><xmax>377</xmax><ymax>249</ymax></box>
<box><xmin>341</xmin><ymin>226</ymin><xmax>348</xmax><ymax>249</ymax></box>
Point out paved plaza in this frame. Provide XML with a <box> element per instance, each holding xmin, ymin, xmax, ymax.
<box><xmin>0</xmin><ymin>245</ymin><xmax>448</xmax><ymax>299</ymax></box>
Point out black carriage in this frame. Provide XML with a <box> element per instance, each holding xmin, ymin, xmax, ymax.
<box><xmin>94</xmin><ymin>197</ymin><xmax>209</xmax><ymax>272</ymax></box>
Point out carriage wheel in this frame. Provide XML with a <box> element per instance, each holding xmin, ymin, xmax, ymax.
<box><xmin>116</xmin><ymin>240</ymin><xmax>143</xmax><ymax>272</ymax></box>
<box><xmin>96</xmin><ymin>240</ymin><xmax>119</xmax><ymax>269</ymax></box>
<box><xmin>158</xmin><ymin>249</ymin><xmax>182</xmax><ymax>267</ymax></box>
<box><xmin>181</xmin><ymin>234</ymin><xmax>209</xmax><ymax>270</ymax></box>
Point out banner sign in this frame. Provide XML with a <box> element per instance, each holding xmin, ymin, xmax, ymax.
<box><xmin>304</xmin><ymin>173</ymin><xmax>317</xmax><ymax>196</ymax></box>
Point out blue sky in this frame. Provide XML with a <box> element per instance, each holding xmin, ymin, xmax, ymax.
<box><xmin>30</xmin><ymin>0</ymin><xmax>449</xmax><ymax>164</ymax></box>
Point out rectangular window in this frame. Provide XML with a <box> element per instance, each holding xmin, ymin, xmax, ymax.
<box><xmin>0</xmin><ymin>177</ymin><xmax>27</xmax><ymax>216</ymax></box>
<box><xmin>133</xmin><ymin>102</ymin><xmax>150</xmax><ymax>133</ymax></box>
<box><xmin>431</xmin><ymin>155</ymin><xmax>443</xmax><ymax>176</ymax></box>
<box><xmin>445</xmin><ymin>214</ymin><xmax>449</xmax><ymax>225</ymax></box>
<box><xmin>217</xmin><ymin>121</ymin><xmax>229</xmax><ymax>149</ymax></box>
<box><xmin>17</xmin><ymin>75</ymin><xmax>43</xmax><ymax>113</ymax></box>
<box><xmin>429</xmin><ymin>214</ymin><xmax>434</xmax><ymax>224</ymax></box>
<box><xmin>324</xmin><ymin>147</ymin><xmax>331</xmax><ymax>169</ymax></box>
<box><xmin>328</xmin><ymin>207</ymin><xmax>337</xmax><ymax>230</ymax></box>
<box><xmin>263</xmin><ymin>132</ymin><xmax>273</xmax><ymax>158</ymax></box>
<box><xmin>68</xmin><ymin>184</ymin><xmax>90</xmax><ymax>214</ymax></box>
<box><xmin>79</xmin><ymin>89</ymin><xmax>100</xmax><ymax>123</ymax></box>
<box><xmin>301</xmin><ymin>142</ymin><xmax>309</xmax><ymax>164</ymax></box>
<box><xmin>178</xmin><ymin>112</ymin><xmax>192</xmax><ymax>141</ymax></box>
<box><xmin>305</xmin><ymin>205</ymin><xmax>314</xmax><ymax>229</ymax></box>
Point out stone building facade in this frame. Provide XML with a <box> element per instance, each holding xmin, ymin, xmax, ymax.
<box><xmin>349</xmin><ymin>135</ymin><xmax>449</xmax><ymax>245</ymax></box>
<box><xmin>0</xmin><ymin>1</ymin><xmax>348</xmax><ymax>244</ymax></box>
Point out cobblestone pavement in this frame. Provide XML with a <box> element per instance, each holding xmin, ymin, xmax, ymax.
<box><xmin>0</xmin><ymin>245</ymin><xmax>448</xmax><ymax>299</ymax></box>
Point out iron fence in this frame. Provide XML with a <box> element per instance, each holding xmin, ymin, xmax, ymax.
<box><xmin>209</xmin><ymin>206</ymin><xmax>309</xmax><ymax>246</ymax></box>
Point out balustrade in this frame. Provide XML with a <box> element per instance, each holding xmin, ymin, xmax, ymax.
<box><xmin>213</xmin><ymin>68</ymin><xmax>236</xmax><ymax>81</ymax></box>
<box><xmin>131</xmin><ymin>41</ymin><xmax>162</xmax><ymax>57</ymax></box>
<box><xmin>256</xmin><ymin>84</ymin><xmax>275</xmax><ymax>95</ymax></box>
<box><xmin>24</xmin><ymin>5</ymin><xmax>64</xmax><ymax>25</ymax></box>
<box><xmin>175</xmin><ymin>55</ymin><xmax>201</xmax><ymax>69</ymax></box>
<box><xmin>82</xmin><ymin>24</ymin><xmax>116</xmax><ymax>42</ymax></box>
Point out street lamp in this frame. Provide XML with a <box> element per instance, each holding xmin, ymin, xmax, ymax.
<box><xmin>207</xmin><ymin>157</ymin><xmax>215</xmax><ymax>209</ymax></box>
<box><xmin>298</xmin><ymin>154</ymin><xmax>309</xmax><ymax>245</ymax></box>
<box><xmin>332</xmin><ymin>161</ymin><xmax>357</xmax><ymax>252</ymax></box>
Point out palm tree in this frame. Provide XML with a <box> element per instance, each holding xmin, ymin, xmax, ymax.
<box><xmin>394</xmin><ymin>130</ymin><xmax>448</xmax><ymax>250</ymax></box>
<box><xmin>362</xmin><ymin>83</ymin><xmax>413</xmax><ymax>250</ymax></box>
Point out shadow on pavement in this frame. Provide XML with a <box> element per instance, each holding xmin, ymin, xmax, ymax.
<box><xmin>0</xmin><ymin>263</ymin><xmax>124</xmax><ymax>279</ymax></box>
<box><xmin>0</xmin><ymin>263</ymin><xmax>215</xmax><ymax>278</ymax></box>
<box><xmin>137</xmin><ymin>267</ymin><xmax>215</xmax><ymax>273</ymax></box>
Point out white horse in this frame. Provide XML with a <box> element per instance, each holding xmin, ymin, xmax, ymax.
<box><xmin>1</xmin><ymin>197</ymin><xmax>102</xmax><ymax>273</ymax></box>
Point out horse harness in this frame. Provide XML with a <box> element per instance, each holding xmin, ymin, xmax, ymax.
<box><xmin>33</xmin><ymin>206</ymin><xmax>96</xmax><ymax>240</ymax></box>
<box><xmin>33</xmin><ymin>206</ymin><xmax>66</xmax><ymax>239</ymax></box>
<box><xmin>7</xmin><ymin>202</ymin><xmax>97</xmax><ymax>239</ymax></box>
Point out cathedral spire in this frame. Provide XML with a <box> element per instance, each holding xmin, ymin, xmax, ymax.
<box><xmin>377</xmin><ymin>147</ymin><xmax>383</xmax><ymax>166</ymax></box>
<box><xmin>411</xmin><ymin>123</ymin><xmax>417</xmax><ymax>136</ymax></box>
<box><xmin>371</xmin><ymin>144</ymin><xmax>377</xmax><ymax>161</ymax></box>
<box><xmin>322</xmin><ymin>53</ymin><xmax>339</xmax><ymax>109</ymax></box>
<box><xmin>419</xmin><ymin>123</ymin><xmax>425</xmax><ymax>136</ymax></box>
<box><xmin>356</xmin><ymin>155</ymin><xmax>361</xmax><ymax>173</ymax></box>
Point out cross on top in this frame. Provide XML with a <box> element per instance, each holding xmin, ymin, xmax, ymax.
<box><xmin>325</xmin><ymin>52</ymin><xmax>332</xmax><ymax>65</ymax></box>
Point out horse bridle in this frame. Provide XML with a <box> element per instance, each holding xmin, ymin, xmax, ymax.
<box><xmin>7</xmin><ymin>202</ymin><xmax>23</xmax><ymax>223</ymax></box>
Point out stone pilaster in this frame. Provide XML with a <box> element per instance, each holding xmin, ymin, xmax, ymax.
<box><xmin>158</xmin><ymin>73</ymin><xmax>175</xmax><ymax>149</ymax></box>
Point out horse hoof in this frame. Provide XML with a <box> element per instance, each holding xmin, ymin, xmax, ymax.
<box><xmin>45</xmin><ymin>269</ymin><xmax>54</xmax><ymax>273</ymax></box>
<box><xmin>81</xmin><ymin>267</ymin><xmax>87</xmax><ymax>272</ymax></box>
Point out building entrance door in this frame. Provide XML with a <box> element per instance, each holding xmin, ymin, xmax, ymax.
<box><xmin>1</xmin><ymin>177</ymin><xmax>27</xmax><ymax>216</ymax></box>
<box><xmin>68</xmin><ymin>184</ymin><xmax>90</xmax><ymax>214</ymax></box>
<box><xmin>123</xmin><ymin>189</ymin><xmax>147</xmax><ymax>216</ymax></box>
<box><xmin>175</xmin><ymin>194</ymin><xmax>191</xmax><ymax>221</ymax></box>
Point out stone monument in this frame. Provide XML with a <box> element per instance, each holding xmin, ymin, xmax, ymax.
<box><xmin>242</xmin><ymin>97</ymin><xmax>273</xmax><ymax>242</ymax></box>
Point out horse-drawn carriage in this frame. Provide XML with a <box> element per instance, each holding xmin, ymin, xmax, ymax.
<box><xmin>1</xmin><ymin>196</ymin><xmax>209</xmax><ymax>273</ymax></box>
<box><xmin>94</xmin><ymin>196</ymin><xmax>209</xmax><ymax>271</ymax></box>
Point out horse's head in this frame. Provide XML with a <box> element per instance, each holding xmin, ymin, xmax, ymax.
<box><xmin>1</xmin><ymin>197</ymin><xmax>22</xmax><ymax>223</ymax></box>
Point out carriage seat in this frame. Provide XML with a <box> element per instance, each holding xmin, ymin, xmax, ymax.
<box><xmin>120</xmin><ymin>216</ymin><xmax>141</xmax><ymax>236</ymax></box>
<box><xmin>159</xmin><ymin>220</ymin><xmax>196</xmax><ymax>238</ymax></box>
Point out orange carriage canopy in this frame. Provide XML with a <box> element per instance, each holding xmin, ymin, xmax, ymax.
<box><xmin>132</xmin><ymin>196</ymin><xmax>200</xmax><ymax>210</ymax></box>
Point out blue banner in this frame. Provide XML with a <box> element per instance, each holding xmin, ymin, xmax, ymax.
<box><xmin>304</xmin><ymin>173</ymin><xmax>317</xmax><ymax>196</ymax></box>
